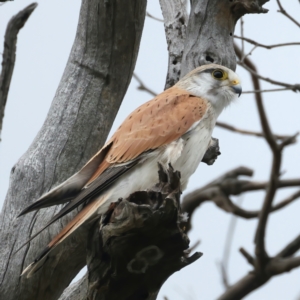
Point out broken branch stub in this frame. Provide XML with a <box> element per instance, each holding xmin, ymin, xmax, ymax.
<box><xmin>86</xmin><ymin>164</ymin><xmax>202</xmax><ymax>300</ymax></box>
<box><xmin>201</xmin><ymin>138</ymin><xmax>221</xmax><ymax>165</ymax></box>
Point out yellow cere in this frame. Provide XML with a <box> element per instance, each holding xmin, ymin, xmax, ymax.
<box><xmin>231</xmin><ymin>79</ymin><xmax>240</xmax><ymax>85</ymax></box>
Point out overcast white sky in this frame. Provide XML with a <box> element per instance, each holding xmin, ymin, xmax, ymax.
<box><xmin>0</xmin><ymin>1</ymin><xmax>300</xmax><ymax>299</ymax></box>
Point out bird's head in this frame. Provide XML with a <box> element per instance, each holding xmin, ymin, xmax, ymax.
<box><xmin>176</xmin><ymin>64</ymin><xmax>242</xmax><ymax>116</ymax></box>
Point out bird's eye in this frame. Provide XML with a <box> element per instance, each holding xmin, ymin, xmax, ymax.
<box><xmin>212</xmin><ymin>69</ymin><xmax>227</xmax><ymax>80</ymax></box>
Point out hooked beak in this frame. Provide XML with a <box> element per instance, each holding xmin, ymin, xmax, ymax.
<box><xmin>231</xmin><ymin>84</ymin><xmax>242</xmax><ymax>97</ymax></box>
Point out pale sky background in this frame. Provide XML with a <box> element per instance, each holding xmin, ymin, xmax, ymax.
<box><xmin>0</xmin><ymin>1</ymin><xmax>300</xmax><ymax>299</ymax></box>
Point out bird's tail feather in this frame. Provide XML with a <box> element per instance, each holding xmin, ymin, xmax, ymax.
<box><xmin>21</xmin><ymin>193</ymin><xmax>111</xmax><ymax>277</ymax></box>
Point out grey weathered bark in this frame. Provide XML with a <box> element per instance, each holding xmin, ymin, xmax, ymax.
<box><xmin>159</xmin><ymin>0</ymin><xmax>188</xmax><ymax>89</ymax></box>
<box><xmin>181</xmin><ymin>0</ymin><xmax>268</xmax><ymax>75</ymax></box>
<box><xmin>0</xmin><ymin>1</ymin><xmax>146</xmax><ymax>300</ymax></box>
<box><xmin>0</xmin><ymin>3</ymin><xmax>37</xmax><ymax>140</ymax></box>
<box><xmin>160</xmin><ymin>0</ymin><xmax>268</xmax><ymax>80</ymax></box>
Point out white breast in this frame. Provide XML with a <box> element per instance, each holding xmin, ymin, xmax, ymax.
<box><xmin>94</xmin><ymin>106</ymin><xmax>216</xmax><ymax>216</ymax></box>
<box><xmin>172</xmin><ymin>112</ymin><xmax>215</xmax><ymax>189</ymax></box>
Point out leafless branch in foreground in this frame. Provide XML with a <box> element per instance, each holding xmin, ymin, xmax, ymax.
<box><xmin>276</xmin><ymin>0</ymin><xmax>300</xmax><ymax>28</ymax></box>
<box><xmin>0</xmin><ymin>3</ymin><xmax>37</xmax><ymax>141</ymax></box>
<box><xmin>181</xmin><ymin>166</ymin><xmax>300</xmax><ymax>232</ymax></box>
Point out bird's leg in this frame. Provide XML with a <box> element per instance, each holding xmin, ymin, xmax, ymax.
<box><xmin>201</xmin><ymin>137</ymin><xmax>221</xmax><ymax>165</ymax></box>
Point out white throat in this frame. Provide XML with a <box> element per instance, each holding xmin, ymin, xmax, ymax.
<box><xmin>176</xmin><ymin>74</ymin><xmax>238</xmax><ymax>118</ymax></box>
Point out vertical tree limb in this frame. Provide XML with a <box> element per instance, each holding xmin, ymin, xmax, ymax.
<box><xmin>159</xmin><ymin>0</ymin><xmax>188</xmax><ymax>89</ymax></box>
<box><xmin>0</xmin><ymin>3</ymin><xmax>37</xmax><ymax>140</ymax></box>
<box><xmin>181</xmin><ymin>0</ymin><xmax>268</xmax><ymax>76</ymax></box>
<box><xmin>0</xmin><ymin>1</ymin><xmax>146</xmax><ymax>300</ymax></box>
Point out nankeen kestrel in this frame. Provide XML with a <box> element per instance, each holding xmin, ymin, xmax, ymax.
<box><xmin>18</xmin><ymin>63</ymin><xmax>242</xmax><ymax>276</ymax></box>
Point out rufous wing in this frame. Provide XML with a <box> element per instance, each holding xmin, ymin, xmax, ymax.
<box><xmin>86</xmin><ymin>86</ymin><xmax>208</xmax><ymax>185</ymax></box>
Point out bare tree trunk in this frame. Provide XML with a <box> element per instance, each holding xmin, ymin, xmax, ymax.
<box><xmin>0</xmin><ymin>1</ymin><xmax>146</xmax><ymax>300</ymax></box>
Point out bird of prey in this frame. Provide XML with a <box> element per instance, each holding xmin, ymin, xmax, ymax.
<box><xmin>18</xmin><ymin>63</ymin><xmax>242</xmax><ymax>276</ymax></box>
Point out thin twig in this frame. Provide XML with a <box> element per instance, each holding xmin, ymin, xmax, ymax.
<box><xmin>271</xmin><ymin>190</ymin><xmax>300</xmax><ymax>212</ymax></box>
<box><xmin>276</xmin><ymin>0</ymin><xmax>300</xmax><ymax>28</ymax></box>
<box><xmin>220</xmin><ymin>196</ymin><xmax>243</xmax><ymax>289</ymax></box>
<box><xmin>234</xmin><ymin>35</ymin><xmax>300</xmax><ymax>49</ymax></box>
<box><xmin>242</xmin><ymin>88</ymin><xmax>293</xmax><ymax>94</ymax></box>
<box><xmin>237</xmin><ymin>61</ymin><xmax>300</xmax><ymax>92</ymax></box>
<box><xmin>276</xmin><ymin>234</ymin><xmax>300</xmax><ymax>258</ymax></box>
<box><xmin>216</xmin><ymin>121</ymin><xmax>289</xmax><ymax>141</ymax></box>
<box><xmin>188</xmin><ymin>240</ymin><xmax>201</xmax><ymax>253</ymax></box>
<box><xmin>241</xmin><ymin>178</ymin><xmax>300</xmax><ymax>192</ymax></box>
<box><xmin>240</xmin><ymin>18</ymin><xmax>245</xmax><ymax>59</ymax></box>
<box><xmin>0</xmin><ymin>3</ymin><xmax>38</xmax><ymax>141</ymax></box>
<box><xmin>132</xmin><ymin>73</ymin><xmax>157</xmax><ymax>97</ymax></box>
<box><xmin>146</xmin><ymin>11</ymin><xmax>164</xmax><ymax>22</ymax></box>
<box><xmin>239</xmin><ymin>247</ymin><xmax>255</xmax><ymax>266</ymax></box>
<box><xmin>211</xmin><ymin>190</ymin><xmax>300</xmax><ymax>220</ymax></box>
<box><xmin>241</xmin><ymin>45</ymin><xmax>257</xmax><ymax>61</ymax></box>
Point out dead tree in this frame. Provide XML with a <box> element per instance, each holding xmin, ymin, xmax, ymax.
<box><xmin>0</xmin><ymin>1</ymin><xmax>277</xmax><ymax>300</ymax></box>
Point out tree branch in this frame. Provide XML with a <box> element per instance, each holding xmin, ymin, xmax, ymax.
<box><xmin>0</xmin><ymin>3</ymin><xmax>37</xmax><ymax>141</ymax></box>
<box><xmin>239</xmin><ymin>247</ymin><xmax>255</xmax><ymax>266</ymax></box>
<box><xmin>159</xmin><ymin>0</ymin><xmax>188</xmax><ymax>89</ymax></box>
<box><xmin>276</xmin><ymin>0</ymin><xmax>300</xmax><ymax>28</ymax></box>
<box><xmin>237</xmin><ymin>61</ymin><xmax>300</xmax><ymax>92</ymax></box>
<box><xmin>216</xmin><ymin>121</ymin><xmax>290</xmax><ymax>140</ymax></box>
<box><xmin>268</xmin><ymin>256</ymin><xmax>300</xmax><ymax>275</ymax></box>
<box><xmin>242</xmin><ymin>87</ymin><xmax>294</xmax><ymax>94</ymax></box>
<box><xmin>234</xmin><ymin>35</ymin><xmax>300</xmax><ymax>49</ymax></box>
<box><xmin>146</xmin><ymin>11</ymin><xmax>164</xmax><ymax>23</ymax></box>
<box><xmin>132</xmin><ymin>73</ymin><xmax>157</xmax><ymax>97</ymax></box>
<box><xmin>276</xmin><ymin>234</ymin><xmax>300</xmax><ymax>259</ymax></box>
